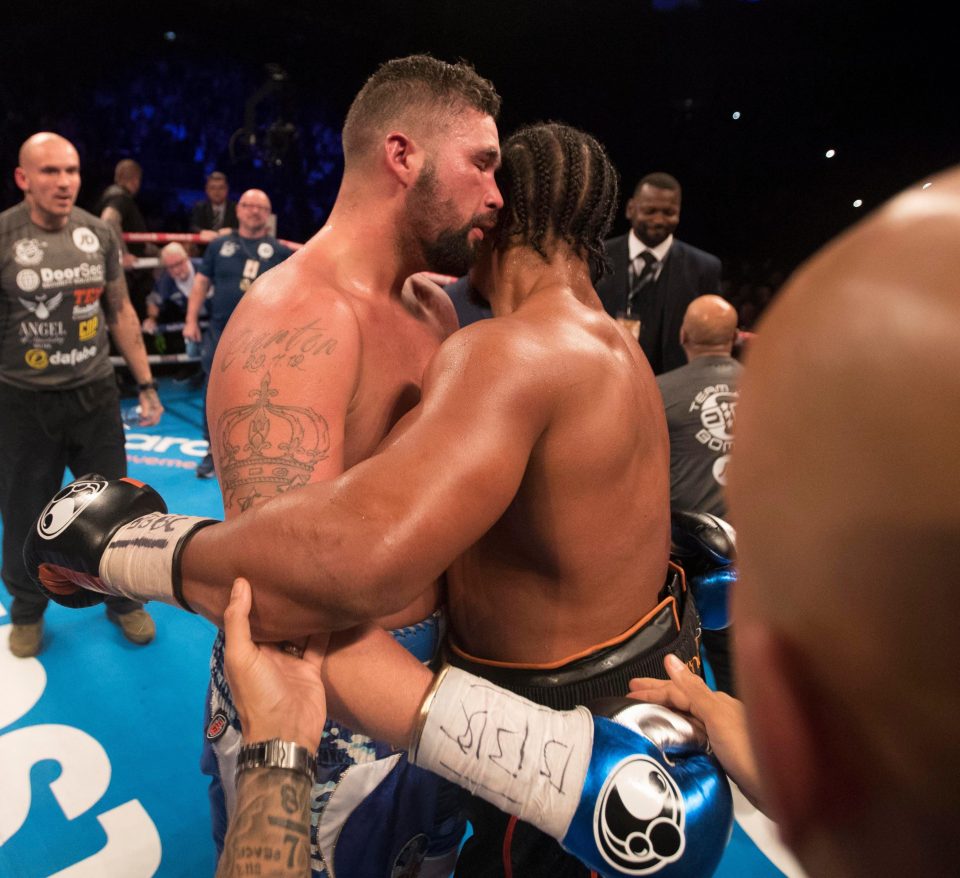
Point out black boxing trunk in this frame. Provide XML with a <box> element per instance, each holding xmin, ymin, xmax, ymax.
<box><xmin>444</xmin><ymin>564</ymin><xmax>703</xmax><ymax>711</ymax></box>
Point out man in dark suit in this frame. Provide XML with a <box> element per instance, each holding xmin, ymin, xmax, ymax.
<box><xmin>596</xmin><ymin>172</ymin><xmax>722</xmax><ymax>374</ymax></box>
<box><xmin>189</xmin><ymin>171</ymin><xmax>238</xmax><ymax>242</ymax></box>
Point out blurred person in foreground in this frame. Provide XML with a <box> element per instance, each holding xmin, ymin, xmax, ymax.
<box><xmin>631</xmin><ymin>165</ymin><xmax>960</xmax><ymax>877</ymax></box>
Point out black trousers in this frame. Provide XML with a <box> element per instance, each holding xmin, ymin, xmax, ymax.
<box><xmin>0</xmin><ymin>375</ymin><xmax>141</xmax><ymax>623</ymax></box>
<box><xmin>200</xmin><ymin>323</ymin><xmax>223</xmax><ymax>443</ymax></box>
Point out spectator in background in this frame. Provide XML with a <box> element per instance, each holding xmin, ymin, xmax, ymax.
<box><xmin>190</xmin><ymin>171</ymin><xmax>237</xmax><ymax>242</ymax></box>
<box><xmin>657</xmin><ymin>295</ymin><xmax>741</xmax><ymax>518</ymax></box>
<box><xmin>1</xmin><ymin>133</ymin><xmax>162</xmax><ymax>657</ymax></box>
<box><xmin>143</xmin><ymin>243</ymin><xmax>201</xmax><ymax>332</ymax></box>
<box><xmin>183</xmin><ymin>189</ymin><xmax>294</xmax><ymax>479</ymax></box>
<box><xmin>143</xmin><ymin>243</ymin><xmax>206</xmax><ymax>366</ymax></box>
<box><xmin>596</xmin><ymin>173</ymin><xmax>722</xmax><ymax>374</ymax></box>
<box><xmin>97</xmin><ymin>158</ymin><xmax>153</xmax><ymax>318</ymax></box>
<box><xmin>656</xmin><ymin>294</ymin><xmax>741</xmax><ymax>695</ymax></box>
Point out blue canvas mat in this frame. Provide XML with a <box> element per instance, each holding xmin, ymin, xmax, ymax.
<box><xmin>0</xmin><ymin>377</ymin><xmax>804</xmax><ymax>877</ymax></box>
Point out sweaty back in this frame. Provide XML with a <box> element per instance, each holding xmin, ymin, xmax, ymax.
<box><xmin>448</xmin><ymin>290</ymin><xmax>671</xmax><ymax>662</ymax></box>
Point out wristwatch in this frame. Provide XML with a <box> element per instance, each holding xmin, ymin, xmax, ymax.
<box><xmin>137</xmin><ymin>380</ymin><xmax>159</xmax><ymax>392</ymax></box>
<box><xmin>235</xmin><ymin>739</ymin><xmax>317</xmax><ymax>782</ymax></box>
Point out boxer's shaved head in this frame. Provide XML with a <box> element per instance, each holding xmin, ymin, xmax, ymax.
<box><xmin>495</xmin><ymin>123</ymin><xmax>619</xmax><ymax>276</ymax></box>
<box><xmin>729</xmin><ymin>168</ymin><xmax>960</xmax><ymax>876</ymax></box>
<box><xmin>342</xmin><ymin>54</ymin><xmax>501</xmax><ymax>164</ymax></box>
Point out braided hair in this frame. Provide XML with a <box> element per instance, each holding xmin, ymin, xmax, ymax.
<box><xmin>496</xmin><ymin>123</ymin><xmax>619</xmax><ymax>277</ymax></box>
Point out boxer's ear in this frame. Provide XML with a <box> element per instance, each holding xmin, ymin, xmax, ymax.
<box><xmin>383</xmin><ymin>132</ymin><xmax>423</xmax><ymax>187</ymax></box>
<box><xmin>735</xmin><ymin>622</ymin><xmax>860</xmax><ymax>848</ymax></box>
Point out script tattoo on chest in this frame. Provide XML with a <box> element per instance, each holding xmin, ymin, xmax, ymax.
<box><xmin>218</xmin><ymin>319</ymin><xmax>338</xmax><ymax>373</ymax></box>
<box><xmin>216</xmin><ymin>372</ymin><xmax>330</xmax><ymax>512</ymax></box>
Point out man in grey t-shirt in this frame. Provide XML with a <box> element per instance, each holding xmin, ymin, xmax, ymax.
<box><xmin>0</xmin><ymin>132</ymin><xmax>163</xmax><ymax>657</ymax></box>
<box><xmin>657</xmin><ymin>295</ymin><xmax>741</xmax><ymax>695</ymax></box>
<box><xmin>656</xmin><ymin>295</ymin><xmax>742</xmax><ymax>518</ymax></box>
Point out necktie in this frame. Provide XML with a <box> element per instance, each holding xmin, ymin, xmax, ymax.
<box><xmin>627</xmin><ymin>251</ymin><xmax>658</xmax><ymax>312</ymax></box>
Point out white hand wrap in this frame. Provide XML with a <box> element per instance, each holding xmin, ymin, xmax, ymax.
<box><xmin>410</xmin><ymin>666</ymin><xmax>593</xmax><ymax>839</ymax></box>
<box><xmin>100</xmin><ymin>512</ymin><xmax>213</xmax><ymax>607</ymax></box>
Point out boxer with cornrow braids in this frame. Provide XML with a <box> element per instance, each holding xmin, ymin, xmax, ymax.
<box><xmin>29</xmin><ymin>123</ymin><xmax>724</xmax><ymax>877</ymax></box>
<box><xmin>556</xmin><ymin>125</ymin><xmax>586</xmax><ymax>239</ymax></box>
<box><xmin>497</xmin><ymin>122</ymin><xmax>620</xmax><ymax>277</ymax></box>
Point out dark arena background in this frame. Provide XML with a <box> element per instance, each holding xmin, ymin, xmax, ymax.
<box><xmin>3</xmin><ymin>0</ymin><xmax>956</xmax><ymax>315</ymax></box>
<box><xmin>0</xmin><ymin>2</ymin><xmax>956</xmax><ymax>877</ymax></box>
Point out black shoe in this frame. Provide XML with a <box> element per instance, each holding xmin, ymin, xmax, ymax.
<box><xmin>196</xmin><ymin>452</ymin><xmax>215</xmax><ymax>479</ymax></box>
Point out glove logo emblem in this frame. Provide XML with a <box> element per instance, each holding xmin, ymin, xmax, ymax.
<box><xmin>593</xmin><ymin>754</ymin><xmax>685</xmax><ymax>874</ymax></box>
<box><xmin>37</xmin><ymin>478</ymin><xmax>107</xmax><ymax>540</ymax></box>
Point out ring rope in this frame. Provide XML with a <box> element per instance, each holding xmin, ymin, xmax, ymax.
<box><xmin>122</xmin><ymin>231</ymin><xmax>304</xmax><ymax>250</ymax></box>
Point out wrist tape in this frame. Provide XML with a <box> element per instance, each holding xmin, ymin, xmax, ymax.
<box><xmin>410</xmin><ymin>666</ymin><xmax>593</xmax><ymax>839</ymax></box>
<box><xmin>100</xmin><ymin>513</ymin><xmax>216</xmax><ymax>610</ymax></box>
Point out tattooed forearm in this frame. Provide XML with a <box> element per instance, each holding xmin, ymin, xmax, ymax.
<box><xmin>103</xmin><ymin>278</ymin><xmax>153</xmax><ymax>383</ymax></box>
<box><xmin>216</xmin><ymin>372</ymin><xmax>330</xmax><ymax>512</ymax></box>
<box><xmin>215</xmin><ymin>769</ymin><xmax>313</xmax><ymax>878</ymax></box>
<box><xmin>101</xmin><ymin>276</ymin><xmax>131</xmax><ymax>326</ymax></box>
<box><xmin>218</xmin><ymin>319</ymin><xmax>339</xmax><ymax>373</ymax></box>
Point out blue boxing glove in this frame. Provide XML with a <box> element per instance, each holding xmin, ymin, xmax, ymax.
<box><xmin>571</xmin><ymin>697</ymin><xmax>733</xmax><ymax>876</ymax></box>
<box><xmin>411</xmin><ymin>668</ymin><xmax>732</xmax><ymax>877</ymax></box>
<box><xmin>23</xmin><ymin>474</ymin><xmax>215</xmax><ymax>611</ymax></box>
<box><xmin>671</xmin><ymin>510</ymin><xmax>737</xmax><ymax>630</ymax></box>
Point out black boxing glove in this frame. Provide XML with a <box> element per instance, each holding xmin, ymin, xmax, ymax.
<box><xmin>671</xmin><ymin>510</ymin><xmax>736</xmax><ymax>630</ymax></box>
<box><xmin>23</xmin><ymin>474</ymin><xmax>215</xmax><ymax>611</ymax></box>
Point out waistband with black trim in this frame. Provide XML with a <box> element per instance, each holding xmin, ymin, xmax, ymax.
<box><xmin>444</xmin><ymin>565</ymin><xmax>702</xmax><ymax>711</ymax></box>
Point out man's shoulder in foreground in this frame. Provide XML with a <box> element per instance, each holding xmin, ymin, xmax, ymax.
<box><xmin>232</xmin><ymin>252</ymin><xmax>357</xmax><ymax>328</ymax></box>
<box><xmin>447</xmin><ymin>290</ymin><xmax>630</xmax><ymax>384</ymax></box>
